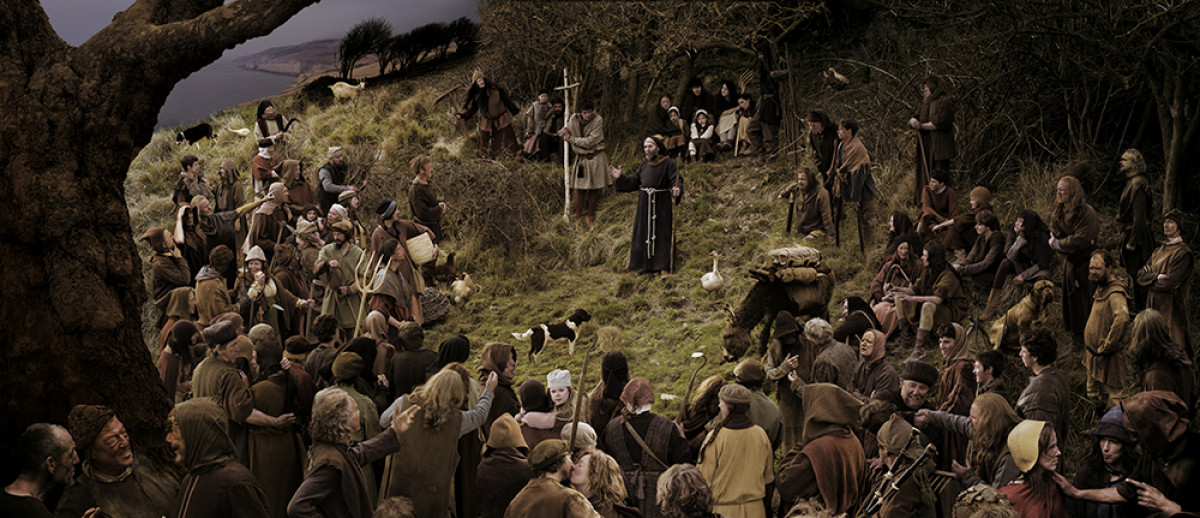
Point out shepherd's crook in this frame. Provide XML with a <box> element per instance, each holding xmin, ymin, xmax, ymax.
<box><xmin>568</xmin><ymin>336</ymin><xmax>600</xmax><ymax>452</ymax></box>
<box><xmin>675</xmin><ymin>352</ymin><xmax>707</xmax><ymax>423</ymax></box>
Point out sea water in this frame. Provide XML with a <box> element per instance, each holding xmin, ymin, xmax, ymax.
<box><xmin>156</xmin><ymin>58</ymin><xmax>297</xmax><ymax>130</ymax></box>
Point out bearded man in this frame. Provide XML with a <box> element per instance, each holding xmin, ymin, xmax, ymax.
<box><xmin>1084</xmin><ymin>250</ymin><xmax>1131</xmax><ymax>412</ymax></box>
<box><xmin>315</xmin><ymin>221</ymin><xmax>365</xmax><ymax>339</ymax></box>
<box><xmin>609</xmin><ymin>136</ymin><xmax>682</xmax><ymax>279</ymax></box>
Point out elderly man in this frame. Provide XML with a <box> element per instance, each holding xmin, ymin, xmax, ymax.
<box><xmin>193</xmin><ymin>320</ymin><xmax>294</xmax><ymax>462</ymax></box>
<box><xmin>315</xmin><ymin>221</ymin><xmax>365</xmax><ymax>339</ymax></box>
<box><xmin>317</xmin><ymin>146</ymin><xmax>356</xmax><ymax>214</ymax></box>
<box><xmin>504</xmin><ymin>439</ymin><xmax>599</xmax><ymax>517</ymax></box>
<box><xmin>287</xmin><ymin>388</ymin><xmax>418</xmax><ymax>518</ymax></box>
<box><xmin>600</xmin><ymin>377</ymin><xmax>690</xmax><ymax>518</ymax></box>
<box><xmin>1084</xmin><ymin>250</ymin><xmax>1131</xmax><ymax>412</ymax></box>
<box><xmin>56</xmin><ymin>406</ymin><xmax>177</xmax><ymax>518</ymax></box>
<box><xmin>167</xmin><ymin>398</ymin><xmax>271</xmax><ymax>518</ymax></box>
<box><xmin>1</xmin><ymin>424</ymin><xmax>78</xmax><ymax>517</ymax></box>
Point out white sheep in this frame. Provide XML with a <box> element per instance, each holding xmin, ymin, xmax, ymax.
<box><xmin>329</xmin><ymin>80</ymin><xmax>366</xmax><ymax>101</ymax></box>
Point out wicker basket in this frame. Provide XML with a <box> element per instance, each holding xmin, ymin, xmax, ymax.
<box><xmin>421</xmin><ymin>287</ymin><xmax>451</xmax><ymax>323</ymax></box>
<box><xmin>406</xmin><ymin>233</ymin><xmax>435</xmax><ymax>265</ymax></box>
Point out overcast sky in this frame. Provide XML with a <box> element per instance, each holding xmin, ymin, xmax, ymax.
<box><xmin>41</xmin><ymin>0</ymin><xmax>478</xmax><ymax>57</ymax></box>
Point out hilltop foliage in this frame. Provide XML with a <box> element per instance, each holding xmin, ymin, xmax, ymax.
<box><xmin>128</xmin><ymin>0</ymin><xmax>1200</xmax><ymax>481</ymax></box>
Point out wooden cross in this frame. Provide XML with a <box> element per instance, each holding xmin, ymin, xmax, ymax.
<box><xmin>555</xmin><ymin>69</ymin><xmax>581</xmax><ymax>221</ymax></box>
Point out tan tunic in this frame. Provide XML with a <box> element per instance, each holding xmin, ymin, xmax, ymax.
<box><xmin>698</xmin><ymin>426</ymin><xmax>774</xmax><ymax>518</ymax></box>
<box><xmin>316</xmin><ymin>243</ymin><xmax>364</xmax><ymax>329</ymax></box>
<box><xmin>566</xmin><ymin>113</ymin><xmax>611</xmax><ymax>190</ymax></box>
<box><xmin>1083</xmin><ymin>279</ymin><xmax>1131</xmax><ymax>388</ymax></box>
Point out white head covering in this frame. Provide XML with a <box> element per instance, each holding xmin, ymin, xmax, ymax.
<box><xmin>547</xmin><ymin>369</ymin><xmax>572</xmax><ymax>389</ymax></box>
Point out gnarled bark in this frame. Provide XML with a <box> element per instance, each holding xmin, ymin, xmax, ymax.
<box><xmin>0</xmin><ymin>0</ymin><xmax>319</xmax><ymax>472</ymax></box>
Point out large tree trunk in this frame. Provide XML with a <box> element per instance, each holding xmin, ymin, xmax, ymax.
<box><xmin>0</xmin><ymin>0</ymin><xmax>319</xmax><ymax>474</ymax></box>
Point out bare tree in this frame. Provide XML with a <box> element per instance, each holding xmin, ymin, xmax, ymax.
<box><xmin>0</xmin><ymin>0</ymin><xmax>320</xmax><ymax>466</ymax></box>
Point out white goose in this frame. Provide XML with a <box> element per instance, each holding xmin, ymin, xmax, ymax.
<box><xmin>701</xmin><ymin>251</ymin><xmax>725</xmax><ymax>292</ymax></box>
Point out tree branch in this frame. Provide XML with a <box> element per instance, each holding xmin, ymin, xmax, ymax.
<box><xmin>81</xmin><ymin>0</ymin><xmax>318</xmax><ymax>79</ymax></box>
<box><xmin>0</xmin><ymin>0</ymin><xmax>69</xmax><ymax>64</ymax></box>
<box><xmin>114</xmin><ymin>0</ymin><xmax>223</xmax><ymax>27</ymax></box>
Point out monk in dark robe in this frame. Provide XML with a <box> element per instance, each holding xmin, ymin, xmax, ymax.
<box><xmin>610</xmin><ymin>136</ymin><xmax>682</xmax><ymax>279</ymax></box>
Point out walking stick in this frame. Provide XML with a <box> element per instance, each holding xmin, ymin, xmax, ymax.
<box><xmin>914</xmin><ymin>129</ymin><xmax>930</xmax><ymax>206</ymax></box>
<box><xmin>785</xmin><ymin>192</ymin><xmax>795</xmax><ymax>234</ymax></box>
<box><xmin>856</xmin><ymin>203</ymin><xmax>866</xmax><ymax>256</ymax></box>
<box><xmin>675</xmin><ymin>352</ymin><xmax>707</xmax><ymax>424</ymax></box>
<box><xmin>568</xmin><ymin>336</ymin><xmax>600</xmax><ymax>452</ymax></box>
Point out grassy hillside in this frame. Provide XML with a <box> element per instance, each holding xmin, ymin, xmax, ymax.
<box><xmin>128</xmin><ymin>59</ymin><xmax>1161</xmax><ymax>474</ymax></box>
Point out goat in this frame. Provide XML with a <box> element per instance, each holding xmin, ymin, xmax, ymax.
<box><xmin>225</xmin><ymin>128</ymin><xmax>252</xmax><ymax>137</ymax></box>
<box><xmin>329</xmin><ymin>80</ymin><xmax>366</xmax><ymax>101</ymax></box>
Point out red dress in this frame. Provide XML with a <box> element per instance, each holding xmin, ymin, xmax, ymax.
<box><xmin>999</xmin><ymin>481</ymin><xmax>1068</xmax><ymax>518</ymax></box>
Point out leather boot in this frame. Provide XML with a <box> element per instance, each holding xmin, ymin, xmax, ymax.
<box><xmin>909</xmin><ymin>328</ymin><xmax>931</xmax><ymax>361</ymax></box>
<box><xmin>982</xmin><ymin>288</ymin><xmax>1002</xmax><ymax>320</ymax></box>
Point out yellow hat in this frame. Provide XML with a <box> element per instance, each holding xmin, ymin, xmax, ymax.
<box><xmin>471</xmin><ymin>69</ymin><xmax>485</xmax><ymax>84</ymax></box>
<box><xmin>1007</xmin><ymin>420</ymin><xmax>1047</xmax><ymax>472</ymax></box>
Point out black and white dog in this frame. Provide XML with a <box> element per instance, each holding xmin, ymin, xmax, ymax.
<box><xmin>176</xmin><ymin>123</ymin><xmax>214</xmax><ymax>146</ymax></box>
<box><xmin>511</xmin><ymin>309</ymin><xmax>592</xmax><ymax>362</ymax></box>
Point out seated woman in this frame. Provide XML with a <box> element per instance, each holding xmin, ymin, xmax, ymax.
<box><xmin>666</xmin><ymin>107</ymin><xmax>687</xmax><ymax>157</ymax></box>
<box><xmin>953</xmin><ymin>210</ymin><xmax>1005</xmax><ymax>287</ymax></box>
<box><xmin>916</xmin><ymin>393</ymin><xmax>1022</xmax><ymax>488</ymax></box>
<box><xmin>870</xmin><ymin>234</ymin><xmax>923</xmax><ymax>336</ymax></box>
<box><xmin>883</xmin><ymin>211</ymin><xmax>920</xmax><ymax>263</ymax></box>
<box><xmin>894</xmin><ymin>241</ymin><xmax>967</xmax><ymax>355</ymax></box>
<box><xmin>688</xmin><ymin>109</ymin><xmax>717</xmax><ymax>162</ymax></box>
<box><xmin>939</xmin><ymin>186</ymin><xmax>994</xmax><ymax>254</ymax></box>
<box><xmin>833</xmin><ymin>297</ymin><xmax>882</xmax><ymax>346</ymax></box>
<box><xmin>984</xmin><ymin>208</ymin><xmax>1053</xmax><ymax>318</ymax></box>
<box><xmin>999</xmin><ymin>420</ymin><xmax>1068</xmax><ymax>518</ymax></box>
<box><xmin>917</xmin><ymin>169</ymin><xmax>958</xmax><ymax>238</ymax></box>
<box><xmin>644</xmin><ymin>95</ymin><xmax>684</xmax><ymax>156</ymax></box>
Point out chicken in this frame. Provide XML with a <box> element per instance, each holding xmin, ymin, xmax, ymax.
<box><xmin>701</xmin><ymin>251</ymin><xmax>725</xmax><ymax>292</ymax></box>
<box><xmin>451</xmin><ymin>272</ymin><xmax>478</xmax><ymax>305</ymax></box>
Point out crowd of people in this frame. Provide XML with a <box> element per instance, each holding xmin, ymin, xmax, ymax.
<box><xmin>2</xmin><ymin>63</ymin><xmax>1197</xmax><ymax>518</ymax></box>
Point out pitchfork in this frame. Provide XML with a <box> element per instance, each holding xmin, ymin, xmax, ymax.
<box><xmin>352</xmin><ymin>251</ymin><xmax>392</xmax><ymax>337</ymax></box>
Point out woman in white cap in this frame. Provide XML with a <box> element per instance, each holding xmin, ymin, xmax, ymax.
<box><xmin>998</xmin><ymin>420</ymin><xmax>1066</xmax><ymax>518</ymax></box>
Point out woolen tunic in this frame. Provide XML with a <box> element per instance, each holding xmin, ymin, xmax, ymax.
<box><xmin>55</xmin><ymin>456</ymin><xmax>177</xmax><ymax>518</ymax></box>
<box><xmin>566</xmin><ymin>113</ymin><xmax>611</xmax><ymax>190</ymax></box>
<box><xmin>288</xmin><ymin>429</ymin><xmax>400</xmax><ymax>518</ymax></box>
<box><xmin>1083</xmin><ymin>279</ymin><xmax>1131</xmax><ymax>388</ymax></box>
<box><xmin>250</xmin><ymin>371</ymin><xmax>306</xmax><ymax>518</ymax></box>
<box><xmin>377</xmin><ymin>400</ymin><xmax>464</xmax><ymax>518</ymax></box>
<box><xmin>698</xmin><ymin>425</ymin><xmax>774</xmax><ymax>518</ymax></box>
<box><xmin>1050</xmin><ymin>202</ymin><xmax>1100</xmax><ymax>336</ymax></box>
<box><xmin>614</xmin><ymin>157</ymin><xmax>682</xmax><ymax>272</ymax></box>
<box><xmin>1137</xmin><ymin>240</ymin><xmax>1194</xmax><ymax>357</ymax></box>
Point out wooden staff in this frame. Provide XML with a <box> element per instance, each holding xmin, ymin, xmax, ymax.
<box><xmin>567</xmin><ymin>336</ymin><xmax>600</xmax><ymax>452</ymax></box>
<box><xmin>675</xmin><ymin>352</ymin><xmax>707</xmax><ymax>423</ymax></box>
